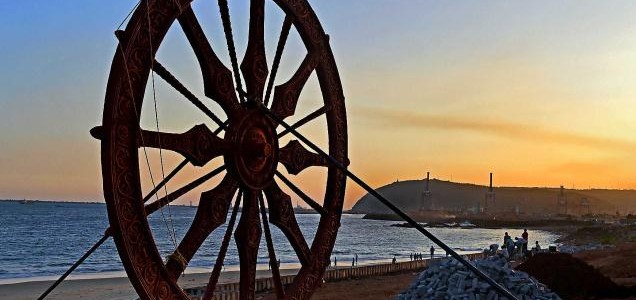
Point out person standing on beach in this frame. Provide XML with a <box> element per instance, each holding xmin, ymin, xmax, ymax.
<box><xmin>355</xmin><ymin>253</ymin><xmax>358</xmax><ymax>265</ymax></box>
<box><xmin>392</xmin><ymin>256</ymin><xmax>397</xmax><ymax>264</ymax></box>
<box><xmin>504</xmin><ymin>232</ymin><xmax>514</xmax><ymax>255</ymax></box>
<box><xmin>521</xmin><ymin>229</ymin><xmax>529</xmax><ymax>255</ymax></box>
<box><xmin>334</xmin><ymin>256</ymin><xmax>337</xmax><ymax>268</ymax></box>
<box><xmin>430</xmin><ymin>246</ymin><xmax>435</xmax><ymax>259</ymax></box>
<box><xmin>352</xmin><ymin>258</ymin><xmax>355</xmax><ymax>267</ymax></box>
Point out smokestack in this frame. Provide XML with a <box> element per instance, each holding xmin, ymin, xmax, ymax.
<box><xmin>425</xmin><ymin>172</ymin><xmax>430</xmax><ymax>192</ymax></box>
<box><xmin>489</xmin><ymin>173</ymin><xmax>493</xmax><ymax>192</ymax></box>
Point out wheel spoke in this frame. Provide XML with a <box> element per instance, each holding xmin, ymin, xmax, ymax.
<box><xmin>274</xmin><ymin>171</ymin><xmax>327</xmax><ymax>216</ymax></box>
<box><xmin>152</xmin><ymin>60</ymin><xmax>226</xmax><ymax>130</ymax></box>
<box><xmin>234</xmin><ymin>189</ymin><xmax>261</xmax><ymax>300</ymax></box>
<box><xmin>277</xmin><ymin>106</ymin><xmax>328</xmax><ymax>138</ymax></box>
<box><xmin>142</xmin><ymin>158</ymin><xmax>189</xmax><ymax>203</ymax></box>
<box><xmin>144</xmin><ymin>165</ymin><xmax>226</xmax><ymax>216</ymax></box>
<box><xmin>279</xmin><ymin>140</ymin><xmax>332</xmax><ymax>175</ymax></box>
<box><xmin>178</xmin><ymin>6</ymin><xmax>240</xmax><ymax>117</ymax></box>
<box><xmin>218</xmin><ymin>0</ymin><xmax>246</xmax><ymax>101</ymax></box>
<box><xmin>202</xmin><ymin>192</ymin><xmax>243</xmax><ymax>300</ymax></box>
<box><xmin>240</xmin><ymin>0</ymin><xmax>268</xmax><ymax>102</ymax></box>
<box><xmin>270</xmin><ymin>53</ymin><xmax>318</xmax><ymax>120</ymax></box>
<box><xmin>263</xmin><ymin>182</ymin><xmax>311</xmax><ymax>266</ymax></box>
<box><xmin>264</xmin><ymin>16</ymin><xmax>292</xmax><ymax>107</ymax></box>
<box><xmin>258</xmin><ymin>193</ymin><xmax>285</xmax><ymax>298</ymax></box>
<box><xmin>91</xmin><ymin>124</ymin><xmax>226</xmax><ymax>166</ymax></box>
<box><xmin>165</xmin><ymin>174</ymin><xmax>239</xmax><ymax>280</ymax></box>
<box><xmin>142</xmin><ymin>125</ymin><xmax>226</xmax><ymax>166</ymax></box>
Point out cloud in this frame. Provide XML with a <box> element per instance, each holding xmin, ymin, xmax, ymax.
<box><xmin>357</xmin><ymin>106</ymin><xmax>636</xmax><ymax>154</ymax></box>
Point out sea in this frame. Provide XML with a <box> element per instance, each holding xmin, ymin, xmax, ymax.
<box><xmin>0</xmin><ymin>200</ymin><xmax>559</xmax><ymax>283</ymax></box>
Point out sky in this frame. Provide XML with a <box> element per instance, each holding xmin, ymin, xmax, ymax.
<box><xmin>2</xmin><ymin>1</ymin><xmax>636</xmax><ymax>209</ymax></box>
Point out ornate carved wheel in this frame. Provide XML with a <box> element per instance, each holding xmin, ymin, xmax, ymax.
<box><xmin>97</xmin><ymin>0</ymin><xmax>347</xmax><ymax>299</ymax></box>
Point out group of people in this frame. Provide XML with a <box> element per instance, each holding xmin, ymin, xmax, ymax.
<box><xmin>502</xmin><ymin>229</ymin><xmax>541</xmax><ymax>260</ymax></box>
<box><xmin>410</xmin><ymin>246</ymin><xmax>440</xmax><ymax>261</ymax></box>
<box><xmin>409</xmin><ymin>252</ymin><xmax>425</xmax><ymax>261</ymax></box>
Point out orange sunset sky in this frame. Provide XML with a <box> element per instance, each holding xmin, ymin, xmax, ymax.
<box><xmin>2</xmin><ymin>1</ymin><xmax>636</xmax><ymax>209</ymax></box>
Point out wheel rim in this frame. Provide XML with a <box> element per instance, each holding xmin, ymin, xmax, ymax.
<box><xmin>99</xmin><ymin>0</ymin><xmax>347</xmax><ymax>299</ymax></box>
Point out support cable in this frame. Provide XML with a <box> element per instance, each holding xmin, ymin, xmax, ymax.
<box><xmin>37</xmin><ymin>233</ymin><xmax>110</xmax><ymax>300</ymax></box>
<box><xmin>257</xmin><ymin>103</ymin><xmax>520</xmax><ymax>300</ymax></box>
<box><xmin>145</xmin><ymin>0</ymin><xmax>179</xmax><ymax>249</ymax></box>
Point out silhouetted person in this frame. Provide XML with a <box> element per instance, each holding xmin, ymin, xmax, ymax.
<box><xmin>521</xmin><ymin>229</ymin><xmax>529</xmax><ymax>255</ymax></box>
<box><xmin>504</xmin><ymin>232</ymin><xmax>514</xmax><ymax>255</ymax></box>
<box><xmin>392</xmin><ymin>256</ymin><xmax>397</xmax><ymax>264</ymax></box>
<box><xmin>334</xmin><ymin>256</ymin><xmax>337</xmax><ymax>268</ymax></box>
<box><xmin>430</xmin><ymin>246</ymin><xmax>435</xmax><ymax>259</ymax></box>
<box><xmin>352</xmin><ymin>257</ymin><xmax>355</xmax><ymax>267</ymax></box>
<box><xmin>410</xmin><ymin>253</ymin><xmax>413</xmax><ymax>261</ymax></box>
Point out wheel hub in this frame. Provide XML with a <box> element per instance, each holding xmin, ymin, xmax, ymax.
<box><xmin>225</xmin><ymin>105</ymin><xmax>278</xmax><ymax>190</ymax></box>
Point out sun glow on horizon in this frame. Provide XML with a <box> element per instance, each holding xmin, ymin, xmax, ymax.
<box><xmin>2</xmin><ymin>1</ymin><xmax>636</xmax><ymax>210</ymax></box>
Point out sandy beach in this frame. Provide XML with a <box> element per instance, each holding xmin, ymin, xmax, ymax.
<box><xmin>0</xmin><ymin>270</ymin><xmax>418</xmax><ymax>300</ymax></box>
<box><xmin>0</xmin><ymin>267</ymin><xmax>418</xmax><ymax>300</ymax></box>
<box><xmin>3</xmin><ymin>225</ymin><xmax>635</xmax><ymax>300</ymax></box>
<box><xmin>3</xmin><ymin>246</ymin><xmax>636</xmax><ymax>300</ymax></box>
<box><xmin>0</xmin><ymin>268</ymin><xmax>301</xmax><ymax>300</ymax></box>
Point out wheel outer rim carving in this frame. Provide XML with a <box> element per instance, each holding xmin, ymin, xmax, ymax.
<box><xmin>100</xmin><ymin>0</ymin><xmax>347</xmax><ymax>299</ymax></box>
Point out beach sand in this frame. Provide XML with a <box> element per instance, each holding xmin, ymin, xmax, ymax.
<box><xmin>0</xmin><ymin>270</ymin><xmax>417</xmax><ymax>300</ymax></box>
<box><xmin>0</xmin><ymin>269</ymin><xmax>301</xmax><ymax>300</ymax></box>
<box><xmin>0</xmin><ymin>267</ymin><xmax>417</xmax><ymax>300</ymax></box>
<box><xmin>277</xmin><ymin>272</ymin><xmax>415</xmax><ymax>300</ymax></box>
<box><xmin>5</xmin><ymin>242</ymin><xmax>636</xmax><ymax>299</ymax></box>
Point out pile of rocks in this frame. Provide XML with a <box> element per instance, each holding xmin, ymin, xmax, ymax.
<box><xmin>396</xmin><ymin>255</ymin><xmax>561</xmax><ymax>300</ymax></box>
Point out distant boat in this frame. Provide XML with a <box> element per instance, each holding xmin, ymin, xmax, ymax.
<box><xmin>20</xmin><ymin>199</ymin><xmax>33</xmax><ymax>204</ymax></box>
<box><xmin>443</xmin><ymin>222</ymin><xmax>458</xmax><ymax>228</ymax></box>
<box><xmin>459</xmin><ymin>221</ymin><xmax>476</xmax><ymax>228</ymax></box>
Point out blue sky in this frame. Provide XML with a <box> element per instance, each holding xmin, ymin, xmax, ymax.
<box><xmin>2</xmin><ymin>1</ymin><xmax>636</xmax><ymax>207</ymax></box>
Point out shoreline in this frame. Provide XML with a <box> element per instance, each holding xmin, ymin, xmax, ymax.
<box><xmin>0</xmin><ymin>254</ymin><xmax>483</xmax><ymax>300</ymax></box>
<box><xmin>0</xmin><ymin>253</ymin><xmax>484</xmax><ymax>286</ymax></box>
<box><xmin>0</xmin><ymin>268</ymin><xmax>302</xmax><ymax>300</ymax></box>
<box><xmin>1</xmin><ymin>223</ymin><xmax>599</xmax><ymax>300</ymax></box>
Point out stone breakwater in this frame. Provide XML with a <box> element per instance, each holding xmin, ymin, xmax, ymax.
<box><xmin>396</xmin><ymin>255</ymin><xmax>561</xmax><ymax>300</ymax></box>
